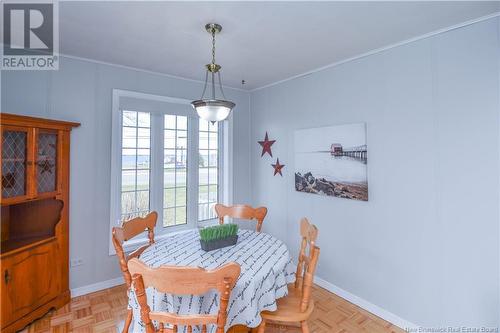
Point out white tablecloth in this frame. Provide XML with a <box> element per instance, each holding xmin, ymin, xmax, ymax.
<box><xmin>128</xmin><ymin>229</ymin><xmax>295</xmax><ymax>333</ymax></box>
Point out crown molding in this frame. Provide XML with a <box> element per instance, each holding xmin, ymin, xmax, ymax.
<box><xmin>251</xmin><ymin>11</ymin><xmax>500</xmax><ymax>92</ymax></box>
<box><xmin>57</xmin><ymin>53</ymin><xmax>247</xmax><ymax>93</ymax></box>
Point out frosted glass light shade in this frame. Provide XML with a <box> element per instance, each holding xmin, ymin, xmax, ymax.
<box><xmin>191</xmin><ymin>99</ymin><xmax>235</xmax><ymax>122</ymax></box>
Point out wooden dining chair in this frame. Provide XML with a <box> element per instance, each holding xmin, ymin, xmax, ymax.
<box><xmin>112</xmin><ymin>211</ymin><xmax>158</xmax><ymax>333</ymax></box>
<box><xmin>214</xmin><ymin>204</ymin><xmax>268</xmax><ymax>232</ymax></box>
<box><xmin>257</xmin><ymin>218</ymin><xmax>319</xmax><ymax>333</ymax></box>
<box><xmin>128</xmin><ymin>258</ymin><xmax>241</xmax><ymax>333</ymax></box>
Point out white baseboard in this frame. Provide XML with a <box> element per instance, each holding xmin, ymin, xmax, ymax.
<box><xmin>71</xmin><ymin>274</ymin><xmax>418</xmax><ymax>330</ymax></box>
<box><xmin>314</xmin><ymin>276</ymin><xmax>418</xmax><ymax>331</ymax></box>
<box><xmin>71</xmin><ymin>276</ymin><xmax>125</xmax><ymax>297</ymax></box>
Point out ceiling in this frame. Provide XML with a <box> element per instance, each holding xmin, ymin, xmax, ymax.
<box><xmin>58</xmin><ymin>1</ymin><xmax>500</xmax><ymax>90</ymax></box>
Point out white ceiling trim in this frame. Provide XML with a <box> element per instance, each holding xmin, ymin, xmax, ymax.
<box><xmin>58</xmin><ymin>53</ymin><xmax>247</xmax><ymax>92</ymax></box>
<box><xmin>250</xmin><ymin>11</ymin><xmax>500</xmax><ymax>92</ymax></box>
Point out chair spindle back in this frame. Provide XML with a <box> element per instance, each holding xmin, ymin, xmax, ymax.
<box><xmin>128</xmin><ymin>259</ymin><xmax>241</xmax><ymax>333</ymax></box>
<box><xmin>214</xmin><ymin>204</ymin><xmax>268</xmax><ymax>232</ymax></box>
<box><xmin>294</xmin><ymin>218</ymin><xmax>320</xmax><ymax>312</ymax></box>
<box><xmin>112</xmin><ymin>211</ymin><xmax>158</xmax><ymax>287</ymax></box>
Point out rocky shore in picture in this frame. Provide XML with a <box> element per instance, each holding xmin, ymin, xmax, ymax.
<box><xmin>295</xmin><ymin>172</ymin><xmax>368</xmax><ymax>201</ymax></box>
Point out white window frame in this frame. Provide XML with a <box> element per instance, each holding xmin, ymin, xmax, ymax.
<box><xmin>109</xmin><ymin>89</ymin><xmax>233</xmax><ymax>255</ymax></box>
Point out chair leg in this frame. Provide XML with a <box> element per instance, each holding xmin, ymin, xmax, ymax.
<box><xmin>257</xmin><ymin>320</ymin><xmax>266</xmax><ymax>333</ymax></box>
<box><xmin>301</xmin><ymin>321</ymin><xmax>310</xmax><ymax>333</ymax></box>
<box><xmin>122</xmin><ymin>309</ymin><xmax>133</xmax><ymax>333</ymax></box>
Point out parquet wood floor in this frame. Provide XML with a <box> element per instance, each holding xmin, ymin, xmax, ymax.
<box><xmin>19</xmin><ymin>284</ymin><xmax>404</xmax><ymax>333</ymax></box>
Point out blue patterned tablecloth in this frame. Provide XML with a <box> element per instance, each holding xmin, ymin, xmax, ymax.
<box><xmin>128</xmin><ymin>229</ymin><xmax>295</xmax><ymax>333</ymax></box>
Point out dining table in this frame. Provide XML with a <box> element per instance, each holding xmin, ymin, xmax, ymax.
<box><xmin>128</xmin><ymin>228</ymin><xmax>296</xmax><ymax>333</ymax></box>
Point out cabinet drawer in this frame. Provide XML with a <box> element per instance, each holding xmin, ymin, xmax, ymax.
<box><xmin>1</xmin><ymin>240</ymin><xmax>59</xmax><ymax>328</ymax></box>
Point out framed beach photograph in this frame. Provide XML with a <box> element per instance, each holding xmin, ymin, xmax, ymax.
<box><xmin>294</xmin><ymin>123</ymin><xmax>368</xmax><ymax>201</ymax></box>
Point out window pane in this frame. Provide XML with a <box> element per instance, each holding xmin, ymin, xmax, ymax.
<box><xmin>137</xmin><ymin>149</ymin><xmax>150</xmax><ymax>169</ymax></box>
<box><xmin>176</xmin><ymin>168</ymin><xmax>186</xmax><ymax>186</ymax></box>
<box><xmin>137</xmin><ymin>112</ymin><xmax>150</xmax><ymax>128</ymax></box>
<box><xmin>199</xmin><ymin>168</ymin><xmax>209</xmax><ymax>185</ymax></box>
<box><xmin>199</xmin><ymin>132</ymin><xmax>208</xmax><ymax>149</ymax></box>
<box><xmin>164</xmin><ymin>188</ymin><xmax>175</xmax><ymax>208</ymax></box>
<box><xmin>199</xmin><ymin>150</ymin><xmax>209</xmax><ymax>168</ymax></box>
<box><xmin>176</xmin><ymin>207</ymin><xmax>186</xmax><ymax>225</ymax></box>
<box><xmin>209</xmin><ymin>133</ymin><xmax>218</xmax><ymax>149</ymax></box>
<box><xmin>208</xmin><ymin>184</ymin><xmax>218</xmax><ymax>202</ymax></box>
<box><xmin>123</xmin><ymin>111</ymin><xmax>137</xmax><ymax>126</ymax></box>
<box><xmin>176</xmin><ymin>149</ymin><xmax>187</xmax><ymax>167</ymax></box>
<box><xmin>121</xmin><ymin>170</ymin><xmax>135</xmax><ymax>192</ymax></box>
<box><xmin>177</xmin><ymin>117</ymin><xmax>187</xmax><ymax>130</ymax></box>
<box><xmin>199</xmin><ymin>120</ymin><xmax>219</xmax><ymax>221</ymax></box>
<box><xmin>164</xmin><ymin>169</ymin><xmax>175</xmax><ymax>188</ymax></box>
<box><xmin>208</xmin><ymin>150</ymin><xmax>218</xmax><ymax>167</ymax></box>
<box><xmin>137</xmin><ymin>170</ymin><xmax>150</xmax><ymax>190</ymax></box>
<box><xmin>198</xmin><ymin>203</ymin><xmax>216</xmax><ymax>221</ymax></box>
<box><xmin>199</xmin><ymin>185</ymin><xmax>209</xmax><ymax>203</ymax></box>
<box><xmin>198</xmin><ymin>203</ymin><xmax>209</xmax><ymax>221</ymax></box>
<box><xmin>176</xmin><ymin>187</ymin><xmax>187</xmax><ymax>207</ymax></box>
<box><xmin>209</xmin><ymin>168</ymin><xmax>218</xmax><ymax>184</ymax></box>
<box><xmin>122</xmin><ymin>149</ymin><xmax>136</xmax><ymax>170</ymax></box>
<box><xmin>122</xmin><ymin>127</ymin><xmax>136</xmax><ymax>148</ymax></box>
<box><xmin>120</xmin><ymin>111</ymin><xmax>151</xmax><ymax>222</ymax></box>
<box><xmin>176</xmin><ymin>130</ymin><xmax>187</xmax><ymax>149</ymax></box>
<box><xmin>164</xmin><ymin>130</ymin><xmax>175</xmax><ymax>149</ymax></box>
<box><xmin>121</xmin><ymin>192</ymin><xmax>135</xmax><ymax>215</ymax></box>
<box><xmin>165</xmin><ymin>115</ymin><xmax>176</xmax><ymax>129</ymax></box>
<box><xmin>136</xmin><ymin>191</ymin><xmax>149</xmax><ymax>211</ymax></box>
<box><xmin>164</xmin><ymin>149</ymin><xmax>175</xmax><ymax>168</ymax></box>
<box><xmin>208</xmin><ymin>202</ymin><xmax>216</xmax><ymax>219</ymax></box>
<box><xmin>163</xmin><ymin>115</ymin><xmax>189</xmax><ymax>227</ymax></box>
<box><xmin>164</xmin><ymin>208</ymin><xmax>175</xmax><ymax>226</ymax></box>
<box><xmin>137</xmin><ymin>128</ymin><xmax>150</xmax><ymax>148</ymax></box>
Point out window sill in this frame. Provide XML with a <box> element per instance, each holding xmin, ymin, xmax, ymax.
<box><xmin>198</xmin><ymin>218</ymin><xmax>219</xmax><ymax>228</ymax></box>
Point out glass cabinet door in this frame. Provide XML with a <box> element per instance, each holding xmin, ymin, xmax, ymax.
<box><xmin>36</xmin><ymin>131</ymin><xmax>58</xmax><ymax>194</ymax></box>
<box><xmin>1</xmin><ymin>128</ymin><xmax>29</xmax><ymax>199</ymax></box>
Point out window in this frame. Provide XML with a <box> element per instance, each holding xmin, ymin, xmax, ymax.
<box><xmin>121</xmin><ymin>111</ymin><xmax>151</xmax><ymax>221</ymax></box>
<box><xmin>110</xmin><ymin>90</ymin><xmax>231</xmax><ymax>254</ymax></box>
<box><xmin>163</xmin><ymin>115</ymin><xmax>188</xmax><ymax>227</ymax></box>
<box><xmin>198</xmin><ymin>119</ymin><xmax>219</xmax><ymax>221</ymax></box>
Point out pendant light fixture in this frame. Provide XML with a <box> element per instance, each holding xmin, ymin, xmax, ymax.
<box><xmin>191</xmin><ymin>23</ymin><xmax>235</xmax><ymax>122</ymax></box>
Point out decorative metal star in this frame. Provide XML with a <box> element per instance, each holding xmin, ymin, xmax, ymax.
<box><xmin>272</xmin><ymin>158</ymin><xmax>285</xmax><ymax>176</ymax></box>
<box><xmin>258</xmin><ymin>132</ymin><xmax>276</xmax><ymax>157</ymax></box>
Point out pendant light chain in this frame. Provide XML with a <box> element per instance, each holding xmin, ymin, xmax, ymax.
<box><xmin>211</xmin><ymin>28</ymin><xmax>216</xmax><ymax>65</ymax></box>
<box><xmin>211</xmin><ymin>26</ymin><xmax>228</xmax><ymax>100</ymax></box>
<box><xmin>211</xmin><ymin>27</ymin><xmax>217</xmax><ymax>100</ymax></box>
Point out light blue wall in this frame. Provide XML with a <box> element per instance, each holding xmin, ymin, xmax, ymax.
<box><xmin>2</xmin><ymin>16</ymin><xmax>499</xmax><ymax>329</ymax></box>
<box><xmin>1</xmin><ymin>56</ymin><xmax>251</xmax><ymax>289</ymax></box>
<box><xmin>250</xmin><ymin>18</ymin><xmax>500</xmax><ymax>327</ymax></box>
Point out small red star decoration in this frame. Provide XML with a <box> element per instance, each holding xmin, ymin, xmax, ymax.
<box><xmin>258</xmin><ymin>132</ymin><xmax>276</xmax><ymax>157</ymax></box>
<box><xmin>272</xmin><ymin>158</ymin><xmax>285</xmax><ymax>176</ymax></box>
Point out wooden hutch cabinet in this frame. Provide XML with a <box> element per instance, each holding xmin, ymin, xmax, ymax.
<box><xmin>0</xmin><ymin>113</ymin><xmax>79</xmax><ymax>332</ymax></box>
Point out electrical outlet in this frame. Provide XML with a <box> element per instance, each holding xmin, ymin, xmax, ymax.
<box><xmin>70</xmin><ymin>258</ymin><xmax>84</xmax><ymax>267</ymax></box>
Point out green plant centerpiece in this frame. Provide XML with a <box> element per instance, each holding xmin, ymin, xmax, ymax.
<box><xmin>199</xmin><ymin>223</ymin><xmax>239</xmax><ymax>251</ymax></box>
